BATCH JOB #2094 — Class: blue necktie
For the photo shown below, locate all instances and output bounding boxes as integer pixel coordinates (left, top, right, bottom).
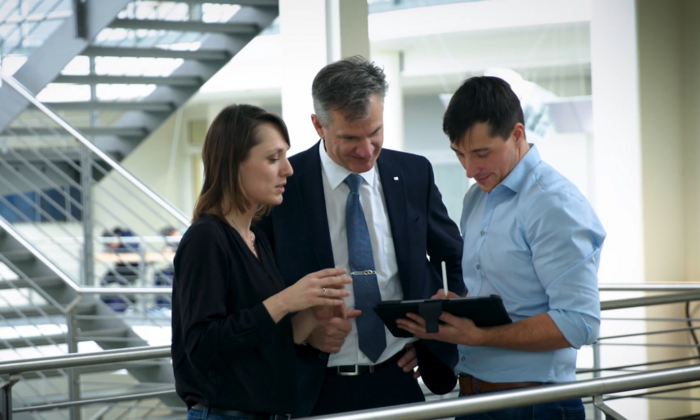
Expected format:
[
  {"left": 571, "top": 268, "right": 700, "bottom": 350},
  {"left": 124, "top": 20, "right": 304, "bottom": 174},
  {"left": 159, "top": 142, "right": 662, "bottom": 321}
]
[{"left": 344, "top": 173, "right": 386, "bottom": 362}]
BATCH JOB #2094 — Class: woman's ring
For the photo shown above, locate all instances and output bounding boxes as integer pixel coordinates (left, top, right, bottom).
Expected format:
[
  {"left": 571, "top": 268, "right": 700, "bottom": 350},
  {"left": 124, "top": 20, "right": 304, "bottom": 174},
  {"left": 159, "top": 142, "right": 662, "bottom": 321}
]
[{"left": 322, "top": 287, "right": 327, "bottom": 294}]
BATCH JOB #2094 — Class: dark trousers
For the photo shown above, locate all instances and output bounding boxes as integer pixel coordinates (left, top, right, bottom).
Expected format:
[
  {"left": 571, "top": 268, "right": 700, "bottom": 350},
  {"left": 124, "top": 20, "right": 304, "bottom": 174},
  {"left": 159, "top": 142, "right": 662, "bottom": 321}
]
[
  {"left": 309, "top": 362, "right": 425, "bottom": 416},
  {"left": 455, "top": 397, "right": 585, "bottom": 420}
]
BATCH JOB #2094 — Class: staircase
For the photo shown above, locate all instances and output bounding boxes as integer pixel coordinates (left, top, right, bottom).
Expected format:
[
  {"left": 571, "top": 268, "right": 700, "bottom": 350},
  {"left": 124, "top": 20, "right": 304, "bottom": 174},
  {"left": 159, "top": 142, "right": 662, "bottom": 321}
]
[
  {"left": 1, "top": 0, "right": 278, "bottom": 159},
  {"left": 0, "top": 1, "right": 279, "bottom": 418}
]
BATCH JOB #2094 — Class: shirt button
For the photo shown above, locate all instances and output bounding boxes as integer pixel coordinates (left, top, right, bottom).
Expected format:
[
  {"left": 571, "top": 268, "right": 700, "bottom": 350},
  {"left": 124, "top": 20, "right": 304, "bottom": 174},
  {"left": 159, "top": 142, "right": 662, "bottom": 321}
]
[
  {"left": 461, "top": 356, "right": 466, "bottom": 362},
  {"left": 480, "top": 231, "right": 485, "bottom": 236},
  {"left": 476, "top": 264, "right": 481, "bottom": 270}
]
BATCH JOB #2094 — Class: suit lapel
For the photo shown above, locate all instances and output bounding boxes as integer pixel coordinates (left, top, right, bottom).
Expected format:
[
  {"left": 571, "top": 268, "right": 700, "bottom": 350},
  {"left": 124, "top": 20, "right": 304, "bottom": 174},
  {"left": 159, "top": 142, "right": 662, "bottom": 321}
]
[
  {"left": 295, "top": 143, "right": 335, "bottom": 269},
  {"left": 377, "top": 153, "right": 412, "bottom": 298}
]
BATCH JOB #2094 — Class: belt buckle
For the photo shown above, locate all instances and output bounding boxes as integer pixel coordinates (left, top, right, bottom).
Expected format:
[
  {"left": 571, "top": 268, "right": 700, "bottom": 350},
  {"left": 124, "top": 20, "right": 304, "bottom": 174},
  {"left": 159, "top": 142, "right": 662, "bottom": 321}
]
[{"left": 337, "top": 365, "right": 360, "bottom": 376}]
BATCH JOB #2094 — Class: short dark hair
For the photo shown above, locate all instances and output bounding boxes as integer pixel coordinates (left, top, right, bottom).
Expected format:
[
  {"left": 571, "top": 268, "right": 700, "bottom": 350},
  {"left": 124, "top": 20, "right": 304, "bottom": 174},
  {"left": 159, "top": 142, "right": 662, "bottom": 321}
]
[
  {"left": 193, "top": 104, "right": 290, "bottom": 223},
  {"left": 312, "top": 55, "right": 388, "bottom": 126},
  {"left": 442, "top": 76, "right": 524, "bottom": 144}
]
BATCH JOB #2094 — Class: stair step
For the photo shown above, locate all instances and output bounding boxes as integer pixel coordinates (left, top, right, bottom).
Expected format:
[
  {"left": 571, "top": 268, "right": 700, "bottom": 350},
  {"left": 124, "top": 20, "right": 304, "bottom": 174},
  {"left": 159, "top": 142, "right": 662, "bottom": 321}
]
[
  {"left": 0, "top": 276, "right": 65, "bottom": 291},
  {"left": 4, "top": 126, "right": 148, "bottom": 137},
  {"left": 54, "top": 74, "right": 202, "bottom": 86},
  {"left": 0, "top": 332, "right": 67, "bottom": 348},
  {"left": 0, "top": 301, "right": 95, "bottom": 320},
  {"left": 83, "top": 46, "right": 229, "bottom": 61},
  {"left": 109, "top": 18, "right": 257, "bottom": 34},
  {"left": 77, "top": 327, "right": 129, "bottom": 342},
  {"left": 49, "top": 101, "right": 175, "bottom": 112}
]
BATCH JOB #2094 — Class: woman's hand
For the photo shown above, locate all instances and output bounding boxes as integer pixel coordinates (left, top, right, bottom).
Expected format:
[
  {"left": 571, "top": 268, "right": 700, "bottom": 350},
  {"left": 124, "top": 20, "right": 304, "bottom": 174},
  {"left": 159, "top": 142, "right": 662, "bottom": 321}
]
[
  {"left": 264, "top": 268, "right": 351, "bottom": 322},
  {"left": 286, "top": 268, "right": 351, "bottom": 313}
]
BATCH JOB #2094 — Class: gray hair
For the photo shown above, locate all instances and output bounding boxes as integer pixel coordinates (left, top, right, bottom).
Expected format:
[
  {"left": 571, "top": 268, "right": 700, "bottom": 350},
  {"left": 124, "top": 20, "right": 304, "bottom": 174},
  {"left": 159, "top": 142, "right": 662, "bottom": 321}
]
[{"left": 312, "top": 55, "right": 388, "bottom": 126}]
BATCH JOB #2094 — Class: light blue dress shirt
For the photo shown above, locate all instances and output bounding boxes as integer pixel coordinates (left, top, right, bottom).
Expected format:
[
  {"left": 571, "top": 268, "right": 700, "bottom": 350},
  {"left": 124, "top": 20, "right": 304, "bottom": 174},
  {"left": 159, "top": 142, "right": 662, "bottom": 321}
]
[{"left": 455, "top": 145, "right": 606, "bottom": 383}]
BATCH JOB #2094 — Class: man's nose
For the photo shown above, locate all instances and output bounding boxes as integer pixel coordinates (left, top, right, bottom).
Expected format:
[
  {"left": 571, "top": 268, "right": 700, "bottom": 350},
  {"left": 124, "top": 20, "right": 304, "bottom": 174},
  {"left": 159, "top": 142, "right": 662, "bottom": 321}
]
[
  {"left": 462, "top": 156, "right": 476, "bottom": 179},
  {"left": 355, "top": 139, "right": 374, "bottom": 158}
]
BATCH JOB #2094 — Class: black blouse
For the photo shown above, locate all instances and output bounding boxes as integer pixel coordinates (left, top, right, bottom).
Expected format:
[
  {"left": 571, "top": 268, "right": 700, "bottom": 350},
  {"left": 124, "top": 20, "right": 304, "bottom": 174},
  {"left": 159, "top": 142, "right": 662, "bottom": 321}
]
[{"left": 171, "top": 214, "right": 295, "bottom": 415}]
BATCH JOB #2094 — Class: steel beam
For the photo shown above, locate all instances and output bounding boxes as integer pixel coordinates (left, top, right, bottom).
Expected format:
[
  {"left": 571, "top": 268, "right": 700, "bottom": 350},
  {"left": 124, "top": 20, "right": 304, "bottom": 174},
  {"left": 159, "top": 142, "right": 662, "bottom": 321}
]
[
  {"left": 109, "top": 18, "right": 257, "bottom": 33},
  {"left": 82, "top": 46, "right": 229, "bottom": 60},
  {"left": 0, "top": 0, "right": 133, "bottom": 132}
]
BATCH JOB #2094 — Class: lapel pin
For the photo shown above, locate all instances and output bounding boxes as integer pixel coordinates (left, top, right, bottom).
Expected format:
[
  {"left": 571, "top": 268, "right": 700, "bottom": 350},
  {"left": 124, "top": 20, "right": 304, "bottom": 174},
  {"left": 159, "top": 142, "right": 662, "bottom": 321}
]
[{"left": 393, "top": 176, "right": 399, "bottom": 181}]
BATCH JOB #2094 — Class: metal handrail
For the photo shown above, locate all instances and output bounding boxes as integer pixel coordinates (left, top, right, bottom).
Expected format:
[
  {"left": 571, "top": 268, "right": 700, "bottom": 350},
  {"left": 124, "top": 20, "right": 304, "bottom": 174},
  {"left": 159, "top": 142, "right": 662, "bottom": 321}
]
[
  {"left": 4, "top": 352, "right": 698, "bottom": 419},
  {"left": 296, "top": 364, "right": 700, "bottom": 420},
  {"left": 0, "top": 71, "right": 190, "bottom": 226},
  {"left": 0, "top": 345, "right": 169, "bottom": 376},
  {"left": 71, "top": 283, "right": 700, "bottom": 301},
  {"left": 601, "top": 290, "right": 700, "bottom": 311},
  {"left": 0, "top": 214, "right": 79, "bottom": 292},
  {"left": 13, "top": 389, "right": 181, "bottom": 413},
  {"left": 600, "top": 283, "right": 700, "bottom": 291}
]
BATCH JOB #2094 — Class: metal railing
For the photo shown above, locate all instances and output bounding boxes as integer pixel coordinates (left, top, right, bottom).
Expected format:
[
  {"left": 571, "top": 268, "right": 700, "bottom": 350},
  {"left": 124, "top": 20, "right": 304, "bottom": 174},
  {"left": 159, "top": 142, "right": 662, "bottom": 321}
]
[
  {"left": 297, "top": 364, "right": 700, "bottom": 420},
  {"left": 0, "top": 338, "right": 696, "bottom": 419},
  {"left": 0, "top": 345, "right": 179, "bottom": 419},
  {"left": 0, "top": 287, "right": 694, "bottom": 419},
  {"left": 0, "top": 68, "right": 188, "bottom": 419},
  {"left": 0, "top": 70, "right": 188, "bottom": 294}
]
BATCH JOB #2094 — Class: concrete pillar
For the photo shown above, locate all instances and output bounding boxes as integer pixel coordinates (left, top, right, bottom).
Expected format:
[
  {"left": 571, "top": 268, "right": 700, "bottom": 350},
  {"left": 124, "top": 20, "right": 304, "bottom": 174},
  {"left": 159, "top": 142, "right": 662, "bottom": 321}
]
[
  {"left": 372, "top": 51, "right": 404, "bottom": 151},
  {"left": 279, "top": 0, "right": 327, "bottom": 155},
  {"left": 681, "top": 0, "right": 700, "bottom": 310},
  {"left": 636, "top": 2, "right": 689, "bottom": 417},
  {"left": 279, "top": 0, "right": 370, "bottom": 156},
  {"left": 327, "top": 0, "right": 370, "bottom": 62},
  {"left": 677, "top": 0, "right": 700, "bottom": 415},
  {"left": 590, "top": 1, "right": 647, "bottom": 418}
]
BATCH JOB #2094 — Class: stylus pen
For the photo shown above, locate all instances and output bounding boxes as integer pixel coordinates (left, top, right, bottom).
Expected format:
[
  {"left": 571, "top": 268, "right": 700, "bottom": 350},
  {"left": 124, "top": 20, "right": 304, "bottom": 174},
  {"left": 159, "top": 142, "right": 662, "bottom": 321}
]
[{"left": 441, "top": 261, "right": 449, "bottom": 296}]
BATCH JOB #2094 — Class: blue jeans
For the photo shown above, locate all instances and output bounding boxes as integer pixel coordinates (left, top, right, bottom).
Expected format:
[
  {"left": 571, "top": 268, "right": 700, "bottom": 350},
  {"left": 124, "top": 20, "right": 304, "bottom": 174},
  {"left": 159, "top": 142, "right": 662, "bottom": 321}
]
[
  {"left": 455, "top": 398, "right": 585, "bottom": 420},
  {"left": 187, "top": 408, "right": 248, "bottom": 420}
]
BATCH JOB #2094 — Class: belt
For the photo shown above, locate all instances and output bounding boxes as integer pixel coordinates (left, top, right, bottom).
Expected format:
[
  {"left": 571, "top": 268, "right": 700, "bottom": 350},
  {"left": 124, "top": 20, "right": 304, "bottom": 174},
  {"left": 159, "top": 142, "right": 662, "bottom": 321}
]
[
  {"left": 190, "top": 404, "right": 290, "bottom": 420},
  {"left": 326, "top": 350, "right": 404, "bottom": 376},
  {"left": 458, "top": 374, "right": 542, "bottom": 395}
]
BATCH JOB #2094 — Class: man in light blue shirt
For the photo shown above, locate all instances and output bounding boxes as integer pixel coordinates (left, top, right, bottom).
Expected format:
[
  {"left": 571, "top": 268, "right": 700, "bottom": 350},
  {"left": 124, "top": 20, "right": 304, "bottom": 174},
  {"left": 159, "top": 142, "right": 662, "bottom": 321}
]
[{"left": 397, "top": 76, "right": 605, "bottom": 420}]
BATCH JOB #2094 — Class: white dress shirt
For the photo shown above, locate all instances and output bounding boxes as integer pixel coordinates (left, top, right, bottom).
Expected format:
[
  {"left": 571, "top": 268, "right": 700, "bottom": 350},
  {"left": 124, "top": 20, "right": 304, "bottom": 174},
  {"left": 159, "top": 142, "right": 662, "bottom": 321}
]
[{"left": 318, "top": 142, "right": 415, "bottom": 366}]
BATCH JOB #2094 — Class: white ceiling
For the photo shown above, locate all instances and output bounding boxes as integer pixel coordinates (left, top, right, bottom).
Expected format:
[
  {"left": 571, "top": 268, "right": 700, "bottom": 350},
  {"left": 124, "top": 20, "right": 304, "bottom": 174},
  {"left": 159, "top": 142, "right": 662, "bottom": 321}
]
[{"left": 191, "top": 0, "right": 592, "bottom": 104}]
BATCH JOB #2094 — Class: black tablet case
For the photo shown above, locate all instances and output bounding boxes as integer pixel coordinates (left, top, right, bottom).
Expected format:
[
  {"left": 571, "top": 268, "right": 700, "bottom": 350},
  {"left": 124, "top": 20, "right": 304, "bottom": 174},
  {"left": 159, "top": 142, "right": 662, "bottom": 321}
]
[{"left": 373, "top": 295, "right": 512, "bottom": 338}]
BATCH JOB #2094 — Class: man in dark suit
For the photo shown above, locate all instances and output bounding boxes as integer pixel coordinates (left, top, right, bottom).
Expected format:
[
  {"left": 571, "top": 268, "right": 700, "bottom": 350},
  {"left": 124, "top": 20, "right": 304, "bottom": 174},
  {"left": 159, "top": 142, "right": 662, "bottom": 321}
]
[{"left": 257, "top": 56, "right": 465, "bottom": 417}]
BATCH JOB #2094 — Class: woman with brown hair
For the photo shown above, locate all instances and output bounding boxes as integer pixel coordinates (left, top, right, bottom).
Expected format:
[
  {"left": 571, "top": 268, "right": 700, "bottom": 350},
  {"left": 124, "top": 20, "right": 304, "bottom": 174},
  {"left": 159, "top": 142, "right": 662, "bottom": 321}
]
[{"left": 171, "top": 104, "right": 350, "bottom": 420}]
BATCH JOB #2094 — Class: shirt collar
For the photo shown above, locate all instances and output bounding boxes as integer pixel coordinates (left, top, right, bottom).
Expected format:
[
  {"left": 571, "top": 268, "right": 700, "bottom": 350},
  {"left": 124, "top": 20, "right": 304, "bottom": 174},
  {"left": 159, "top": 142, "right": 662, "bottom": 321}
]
[
  {"left": 498, "top": 144, "right": 540, "bottom": 194},
  {"left": 318, "top": 140, "right": 376, "bottom": 190}
]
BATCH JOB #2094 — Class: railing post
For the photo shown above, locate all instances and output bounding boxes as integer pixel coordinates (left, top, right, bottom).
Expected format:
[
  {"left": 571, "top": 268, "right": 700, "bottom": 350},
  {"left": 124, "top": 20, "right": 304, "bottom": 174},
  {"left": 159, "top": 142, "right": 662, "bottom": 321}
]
[
  {"left": 80, "top": 145, "right": 94, "bottom": 287},
  {"left": 593, "top": 341, "right": 602, "bottom": 420},
  {"left": 66, "top": 309, "right": 81, "bottom": 420},
  {"left": 0, "top": 374, "right": 20, "bottom": 420},
  {"left": 593, "top": 395, "right": 627, "bottom": 420}
]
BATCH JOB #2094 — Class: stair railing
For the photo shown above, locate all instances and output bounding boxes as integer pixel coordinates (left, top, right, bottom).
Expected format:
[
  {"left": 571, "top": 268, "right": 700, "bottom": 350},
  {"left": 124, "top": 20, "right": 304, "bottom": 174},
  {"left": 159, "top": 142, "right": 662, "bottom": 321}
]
[{"left": 0, "top": 71, "right": 188, "bottom": 357}]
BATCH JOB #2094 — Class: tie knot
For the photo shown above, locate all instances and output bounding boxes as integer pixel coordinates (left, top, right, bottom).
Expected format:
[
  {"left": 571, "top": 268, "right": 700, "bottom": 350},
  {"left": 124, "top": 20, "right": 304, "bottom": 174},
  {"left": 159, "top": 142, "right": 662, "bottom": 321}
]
[{"left": 344, "top": 173, "right": 363, "bottom": 193}]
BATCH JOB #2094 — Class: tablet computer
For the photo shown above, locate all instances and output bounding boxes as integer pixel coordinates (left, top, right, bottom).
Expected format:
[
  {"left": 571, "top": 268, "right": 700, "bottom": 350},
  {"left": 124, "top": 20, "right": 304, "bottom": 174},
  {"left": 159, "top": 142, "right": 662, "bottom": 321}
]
[{"left": 373, "top": 295, "right": 512, "bottom": 338}]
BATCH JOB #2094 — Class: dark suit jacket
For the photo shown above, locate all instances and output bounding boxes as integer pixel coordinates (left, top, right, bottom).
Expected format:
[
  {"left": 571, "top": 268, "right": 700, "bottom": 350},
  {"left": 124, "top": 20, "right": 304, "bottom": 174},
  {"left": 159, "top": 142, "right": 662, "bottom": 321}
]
[{"left": 257, "top": 142, "right": 465, "bottom": 417}]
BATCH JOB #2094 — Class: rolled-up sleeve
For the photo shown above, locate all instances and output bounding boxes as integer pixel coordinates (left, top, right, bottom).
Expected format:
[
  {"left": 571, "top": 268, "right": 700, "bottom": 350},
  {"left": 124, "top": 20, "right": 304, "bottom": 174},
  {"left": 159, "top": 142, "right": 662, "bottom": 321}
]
[{"left": 525, "top": 190, "right": 606, "bottom": 349}]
